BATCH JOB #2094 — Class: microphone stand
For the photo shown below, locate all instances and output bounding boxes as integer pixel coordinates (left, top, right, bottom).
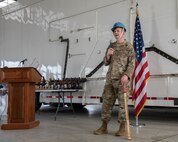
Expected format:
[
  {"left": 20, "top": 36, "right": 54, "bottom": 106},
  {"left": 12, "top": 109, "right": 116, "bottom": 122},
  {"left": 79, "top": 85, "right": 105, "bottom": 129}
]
[{"left": 18, "top": 59, "right": 27, "bottom": 67}]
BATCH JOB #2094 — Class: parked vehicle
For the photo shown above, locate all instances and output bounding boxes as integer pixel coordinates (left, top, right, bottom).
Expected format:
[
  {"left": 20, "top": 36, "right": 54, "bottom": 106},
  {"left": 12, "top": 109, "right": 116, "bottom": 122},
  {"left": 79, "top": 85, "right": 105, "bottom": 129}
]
[{"left": 0, "top": 0, "right": 178, "bottom": 110}]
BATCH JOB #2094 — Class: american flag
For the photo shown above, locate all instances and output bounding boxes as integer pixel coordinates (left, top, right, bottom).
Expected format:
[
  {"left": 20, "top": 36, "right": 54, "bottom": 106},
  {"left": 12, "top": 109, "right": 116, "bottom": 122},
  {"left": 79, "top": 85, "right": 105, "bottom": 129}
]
[{"left": 132, "top": 5, "right": 150, "bottom": 117}]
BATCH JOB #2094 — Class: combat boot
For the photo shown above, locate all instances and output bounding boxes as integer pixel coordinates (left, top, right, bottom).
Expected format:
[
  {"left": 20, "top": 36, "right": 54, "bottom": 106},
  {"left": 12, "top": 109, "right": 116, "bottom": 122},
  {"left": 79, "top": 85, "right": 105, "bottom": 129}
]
[
  {"left": 115, "top": 122, "right": 127, "bottom": 136},
  {"left": 93, "top": 121, "right": 108, "bottom": 135}
]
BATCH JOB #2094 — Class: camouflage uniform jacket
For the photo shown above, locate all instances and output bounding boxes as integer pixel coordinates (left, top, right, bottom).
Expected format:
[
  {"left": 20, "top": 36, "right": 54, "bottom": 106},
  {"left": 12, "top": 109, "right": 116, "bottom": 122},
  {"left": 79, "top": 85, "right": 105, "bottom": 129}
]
[{"left": 104, "top": 41, "right": 135, "bottom": 80}]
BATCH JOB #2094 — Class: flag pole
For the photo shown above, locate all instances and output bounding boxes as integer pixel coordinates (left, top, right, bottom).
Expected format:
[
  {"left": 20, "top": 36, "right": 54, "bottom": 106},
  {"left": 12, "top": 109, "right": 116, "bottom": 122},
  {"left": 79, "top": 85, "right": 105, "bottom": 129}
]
[
  {"left": 134, "top": 116, "right": 145, "bottom": 127},
  {"left": 136, "top": 117, "right": 138, "bottom": 126},
  {"left": 130, "top": 114, "right": 146, "bottom": 127}
]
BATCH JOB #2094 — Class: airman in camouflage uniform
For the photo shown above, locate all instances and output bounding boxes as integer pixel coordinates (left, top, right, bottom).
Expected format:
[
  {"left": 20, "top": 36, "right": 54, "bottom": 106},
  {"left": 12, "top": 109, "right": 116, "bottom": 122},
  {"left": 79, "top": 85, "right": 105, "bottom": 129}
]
[{"left": 94, "top": 22, "right": 135, "bottom": 137}]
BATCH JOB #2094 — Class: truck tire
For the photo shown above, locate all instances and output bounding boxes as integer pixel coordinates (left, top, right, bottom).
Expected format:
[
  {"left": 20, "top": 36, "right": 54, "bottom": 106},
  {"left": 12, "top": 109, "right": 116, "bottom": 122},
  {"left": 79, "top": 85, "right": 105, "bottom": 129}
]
[{"left": 35, "top": 92, "right": 42, "bottom": 112}]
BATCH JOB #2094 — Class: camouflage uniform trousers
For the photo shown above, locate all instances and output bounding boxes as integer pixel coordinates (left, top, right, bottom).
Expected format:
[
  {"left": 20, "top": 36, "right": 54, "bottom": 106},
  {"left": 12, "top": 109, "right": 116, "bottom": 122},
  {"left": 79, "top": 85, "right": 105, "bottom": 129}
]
[{"left": 101, "top": 78, "right": 130, "bottom": 123}]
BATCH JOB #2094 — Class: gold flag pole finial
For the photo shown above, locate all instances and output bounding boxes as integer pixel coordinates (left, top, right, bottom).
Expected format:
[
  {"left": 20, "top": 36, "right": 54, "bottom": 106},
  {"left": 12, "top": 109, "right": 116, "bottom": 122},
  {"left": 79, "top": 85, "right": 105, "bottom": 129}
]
[{"left": 136, "top": 3, "right": 139, "bottom": 16}]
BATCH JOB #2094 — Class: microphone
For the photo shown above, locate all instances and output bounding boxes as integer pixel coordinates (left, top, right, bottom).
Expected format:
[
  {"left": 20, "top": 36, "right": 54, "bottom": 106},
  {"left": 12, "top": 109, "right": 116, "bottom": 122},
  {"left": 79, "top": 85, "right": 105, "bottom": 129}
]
[{"left": 20, "top": 58, "right": 27, "bottom": 64}]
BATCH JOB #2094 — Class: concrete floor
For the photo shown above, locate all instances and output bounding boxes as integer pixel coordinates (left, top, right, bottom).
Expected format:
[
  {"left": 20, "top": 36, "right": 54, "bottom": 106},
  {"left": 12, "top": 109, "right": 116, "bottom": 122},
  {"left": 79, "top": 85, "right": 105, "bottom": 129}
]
[{"left": 0, "top": 105, "right": 178, "bottom": 142}]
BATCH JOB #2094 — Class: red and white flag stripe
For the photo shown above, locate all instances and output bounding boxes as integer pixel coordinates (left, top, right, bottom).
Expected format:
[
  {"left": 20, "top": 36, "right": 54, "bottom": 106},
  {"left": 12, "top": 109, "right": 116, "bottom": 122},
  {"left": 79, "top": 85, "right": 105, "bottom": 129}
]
[{"left": 132, "top": 51, "right": 150, "bottom": 117}]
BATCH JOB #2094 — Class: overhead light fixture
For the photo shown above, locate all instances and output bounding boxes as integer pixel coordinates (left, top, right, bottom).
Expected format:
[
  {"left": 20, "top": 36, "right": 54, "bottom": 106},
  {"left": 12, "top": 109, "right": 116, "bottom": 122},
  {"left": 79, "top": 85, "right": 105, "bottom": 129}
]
[{"left": 0, "top": 0, "right": 17, "bottom": 8}]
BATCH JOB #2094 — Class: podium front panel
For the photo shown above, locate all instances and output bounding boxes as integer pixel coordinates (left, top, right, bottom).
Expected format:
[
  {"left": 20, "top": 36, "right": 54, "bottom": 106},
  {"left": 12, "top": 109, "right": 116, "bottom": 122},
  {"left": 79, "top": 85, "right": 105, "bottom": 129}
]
[
  {"left": 9, "top": 83, "right": 25, "bottom": 123},
  {"left": 8, "top": 83, "right": 35, "bottom": 123}
]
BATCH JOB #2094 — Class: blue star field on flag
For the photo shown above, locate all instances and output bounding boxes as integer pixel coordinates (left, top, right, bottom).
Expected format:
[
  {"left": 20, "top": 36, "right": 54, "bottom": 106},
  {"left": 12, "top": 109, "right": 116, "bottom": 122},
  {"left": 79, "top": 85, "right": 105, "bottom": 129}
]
[{"left": 133, "top": 16, "right": 144, "bottom": 63}]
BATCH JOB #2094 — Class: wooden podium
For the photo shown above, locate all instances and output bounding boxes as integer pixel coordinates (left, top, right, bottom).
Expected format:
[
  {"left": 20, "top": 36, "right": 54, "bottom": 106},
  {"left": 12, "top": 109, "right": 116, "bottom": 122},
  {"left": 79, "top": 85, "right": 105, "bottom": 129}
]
[{"left": 0, "top": 67, "right": 42, "bottom": 130}]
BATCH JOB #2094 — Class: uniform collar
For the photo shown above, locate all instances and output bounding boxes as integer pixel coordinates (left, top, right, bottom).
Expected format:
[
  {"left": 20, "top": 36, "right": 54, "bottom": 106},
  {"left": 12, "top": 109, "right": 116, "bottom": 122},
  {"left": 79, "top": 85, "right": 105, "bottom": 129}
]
[{"left": 113, "top": 40, "right": 127, "bottom": 46}]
